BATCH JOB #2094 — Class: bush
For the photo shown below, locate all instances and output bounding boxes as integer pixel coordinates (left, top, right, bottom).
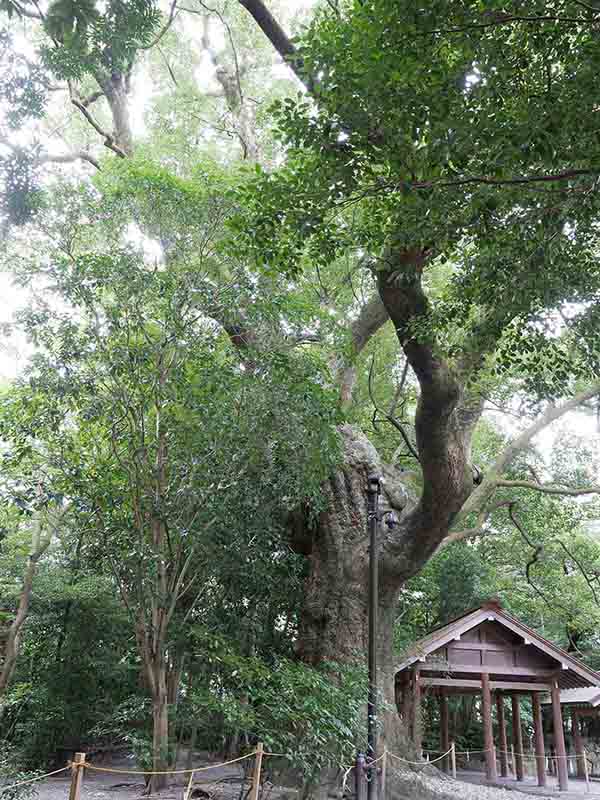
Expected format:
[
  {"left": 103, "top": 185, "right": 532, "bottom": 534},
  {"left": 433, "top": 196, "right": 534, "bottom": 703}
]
[
  {"left": 189, "top": 636, "right": 367, "bottom": 783},
  {"left": 0, "top": 741, "right": 41, "bottom": 800}
]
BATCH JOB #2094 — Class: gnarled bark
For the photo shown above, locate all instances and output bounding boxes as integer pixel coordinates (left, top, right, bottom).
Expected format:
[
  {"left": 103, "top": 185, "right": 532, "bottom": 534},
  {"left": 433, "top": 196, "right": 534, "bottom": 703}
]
[{"left": 294, "top": 425, "right": 413, "bottom": 754}]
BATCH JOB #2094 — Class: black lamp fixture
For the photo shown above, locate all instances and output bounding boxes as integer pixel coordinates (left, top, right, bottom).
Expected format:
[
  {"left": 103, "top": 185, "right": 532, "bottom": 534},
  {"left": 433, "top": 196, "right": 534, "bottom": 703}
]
[{"left": 364, "top": 474, "right": 399, "bottom": 800}]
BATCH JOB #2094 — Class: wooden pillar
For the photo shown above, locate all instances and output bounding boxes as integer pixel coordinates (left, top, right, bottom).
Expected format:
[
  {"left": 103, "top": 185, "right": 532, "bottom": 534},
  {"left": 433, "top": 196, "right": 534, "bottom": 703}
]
[
  {"left": 69, "top": 753, "right": 86, "bottom": 800},
  {"left": 440, "top": 689, "right": 449, "bottom": 772},
  {"left": 532, "top": 692, "right": 546, "bottom": 788},
  {"left": 551, "top": 681, "right": 569, "bottom": 791},
  {"left": 250, "top": 742, "right": 264, "bottom": 800},
  {"left": 572, "top": 711, "right": 585, "bottom": 779},
  {"left": 481, "top": 673, "right": 497, "bottom": 781},
  {"left": 496, "top": 694, "right": 509, "bottom": 778},
  {"left": 355, "top": 752, "right": 366, "bottom": 800},
  {"left": 511, "top": 694, "right": 524, "bottom": 782},
  {"left": 410, "top": 667, "right": 422, "bottom": 752}
]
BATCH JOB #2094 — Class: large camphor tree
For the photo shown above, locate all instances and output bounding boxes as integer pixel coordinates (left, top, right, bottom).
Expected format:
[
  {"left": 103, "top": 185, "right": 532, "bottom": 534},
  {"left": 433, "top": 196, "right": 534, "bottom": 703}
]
[
  {"left": 1, "top": 0, "right": 600, "bottom": 766},
  {"left": 232, "top": 0, "right": 600, "bottom": 748}
]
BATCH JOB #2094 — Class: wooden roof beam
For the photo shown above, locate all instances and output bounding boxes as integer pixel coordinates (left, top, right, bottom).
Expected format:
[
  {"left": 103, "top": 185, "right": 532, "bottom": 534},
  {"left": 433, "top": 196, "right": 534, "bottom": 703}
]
[{"left": 421, "top": 677, "right": 552, "bottom": 691}]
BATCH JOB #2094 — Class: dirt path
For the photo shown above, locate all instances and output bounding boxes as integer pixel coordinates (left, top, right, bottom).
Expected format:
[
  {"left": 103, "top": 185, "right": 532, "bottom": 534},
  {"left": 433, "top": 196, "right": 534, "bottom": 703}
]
[
  {"left": 31, "top": 768, "right": 556, "bottom": 800},
  {"left": 22, "top": 754, "right": 253, "bottom": 800},
  {"left": 16, "top": 755, "right": 588, "bottom": 800}
]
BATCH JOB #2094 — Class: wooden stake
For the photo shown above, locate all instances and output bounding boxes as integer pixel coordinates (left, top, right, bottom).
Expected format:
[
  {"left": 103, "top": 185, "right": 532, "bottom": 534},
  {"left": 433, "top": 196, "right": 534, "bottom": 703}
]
[
  {"left": 379, "top": 749, "right": 387, "bottom": 800},
  {"left": 510, "top": 744, "right": 515, "bottom": 776},
  {"left": 184, "top": 769, "right": 195, "bottom": 800},
  {"left": 250, "top": 743, "right": 264, "bottom": 800},
  {"left": 451, "top": 742, "right": 457, "bottom": 780},
  {"left": 583, "top": 749, "right": 590, "bottom": 793},
  {"left": 68, "top": 753, "right": 85, "bottom": 800},
  {"left": 355, "top": 752, "right": 366, "bottom": 800}
]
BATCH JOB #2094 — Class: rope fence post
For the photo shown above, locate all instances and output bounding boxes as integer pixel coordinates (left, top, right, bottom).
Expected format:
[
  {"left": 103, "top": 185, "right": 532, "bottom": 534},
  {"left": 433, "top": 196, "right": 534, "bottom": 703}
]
[
  {"left": 584, "top": 750, "right": 590, "bottom": 793},
  {"left": 250, "top": 743, "right": 264, "bottom": 800},
  {"left": 68, "top": 753, "right": 85, "bottom": 800},
  {"left": 355, "top": 752, "right": 366, "bottom": 800},
  {"left": 510, "top": 744, "right": 515, "bottom": 777},
  {"left": 450, "top": 742, "right": 456, "bottom": 780},
  {"left": 379, "top": 749, "right": 387, "bottom": 800},
  {"left": 184, "top": 769, "right": 195, "bottom": 800}
]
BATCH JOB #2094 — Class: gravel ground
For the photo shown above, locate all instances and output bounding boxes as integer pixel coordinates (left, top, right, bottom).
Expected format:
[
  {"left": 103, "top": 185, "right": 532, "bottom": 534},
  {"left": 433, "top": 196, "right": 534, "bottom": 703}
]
[
  {"left": 15, "top": 754, "right": 255, "bottom": 800},
  {"left": 384, "top": 766, "right": 554, "bottom": 800},
  {"left": 13, "top": 756, "right": 591, "bottom": 800}
]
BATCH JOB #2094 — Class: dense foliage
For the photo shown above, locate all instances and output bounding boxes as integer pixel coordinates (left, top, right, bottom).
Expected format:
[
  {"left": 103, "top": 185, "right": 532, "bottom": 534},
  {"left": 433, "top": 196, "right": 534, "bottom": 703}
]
[{"left": 0, "top": 1, "right": 599, "bottom": 796}]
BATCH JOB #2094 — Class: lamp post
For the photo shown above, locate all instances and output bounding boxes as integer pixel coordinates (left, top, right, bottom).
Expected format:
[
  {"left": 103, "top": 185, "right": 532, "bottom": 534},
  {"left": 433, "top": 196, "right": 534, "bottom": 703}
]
[{"left": 365, "top": 474, "right": 399, "bottom": 800}]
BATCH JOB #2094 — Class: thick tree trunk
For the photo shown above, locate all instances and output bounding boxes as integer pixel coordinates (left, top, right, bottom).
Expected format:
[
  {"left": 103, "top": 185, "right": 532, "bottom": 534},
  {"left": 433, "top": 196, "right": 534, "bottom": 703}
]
[{"left": 294, "top": 425, "right": 413, "bottom": 754}]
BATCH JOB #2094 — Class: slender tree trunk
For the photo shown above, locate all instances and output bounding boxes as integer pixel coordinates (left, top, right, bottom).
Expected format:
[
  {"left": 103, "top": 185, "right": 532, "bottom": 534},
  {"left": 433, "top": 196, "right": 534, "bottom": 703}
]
[
  {"left": 151, "top": 662, "right": 170, "bottom": 792},
  {"left": 0, "top": 514, "right": 51, "bottom": 696}
]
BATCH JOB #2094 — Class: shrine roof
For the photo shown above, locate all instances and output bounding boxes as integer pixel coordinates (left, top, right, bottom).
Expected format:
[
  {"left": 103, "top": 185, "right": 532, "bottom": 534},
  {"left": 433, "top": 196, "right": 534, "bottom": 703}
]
[{"left": 394, "top": 600, "right": 600, "bottom": 690}]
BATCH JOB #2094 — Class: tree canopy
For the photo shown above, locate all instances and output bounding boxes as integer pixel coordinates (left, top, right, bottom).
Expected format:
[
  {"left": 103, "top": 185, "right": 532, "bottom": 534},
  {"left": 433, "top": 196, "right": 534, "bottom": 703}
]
[{"left": 0, "top": 0, "right": 599, "bottom": 795}]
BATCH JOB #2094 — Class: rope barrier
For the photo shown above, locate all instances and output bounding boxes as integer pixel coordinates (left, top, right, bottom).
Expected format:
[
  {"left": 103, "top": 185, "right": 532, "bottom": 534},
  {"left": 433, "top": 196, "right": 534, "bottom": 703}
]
[
  {"left": 494, "top": 749, "right": 584, "bottom": 762},
  {"left": 387, "top": 745, "right": 454, "bottom": 767},
  {"left": 423, "top": 748, "right": 489, "bottom": 756},
  {"left": 85, "top": 751, "right": 256, "bottom": 776},
  {"left": 0, "top": 766, "right": 70, "bottom": 794},
  {"left": 13, "top": 741, "right": 585, "bottom": 794}
]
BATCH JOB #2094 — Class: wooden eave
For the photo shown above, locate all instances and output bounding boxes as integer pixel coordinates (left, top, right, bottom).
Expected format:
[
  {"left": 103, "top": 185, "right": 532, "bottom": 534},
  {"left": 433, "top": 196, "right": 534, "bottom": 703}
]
[{"left": 395, "top": 604, "right": 600, "bottom": 691}]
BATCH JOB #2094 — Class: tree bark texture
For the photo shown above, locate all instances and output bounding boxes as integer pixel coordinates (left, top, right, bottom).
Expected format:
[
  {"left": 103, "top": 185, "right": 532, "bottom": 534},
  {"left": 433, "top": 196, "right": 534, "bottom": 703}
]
[
  {"left": 293, "top": 425, "right": 414, "bottom": 750},
  {"left": 0, "top": 514, "right": 52, "bottom": 696}
]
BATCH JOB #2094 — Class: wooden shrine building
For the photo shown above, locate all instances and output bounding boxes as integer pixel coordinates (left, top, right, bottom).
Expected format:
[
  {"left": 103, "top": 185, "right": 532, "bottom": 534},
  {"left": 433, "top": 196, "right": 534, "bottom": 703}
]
[
  {"left": 395, "top": 600, "right": 600, "bottom": 791},
  {"left": 542, "top": 687, "right": 600, "bottom": 780}
]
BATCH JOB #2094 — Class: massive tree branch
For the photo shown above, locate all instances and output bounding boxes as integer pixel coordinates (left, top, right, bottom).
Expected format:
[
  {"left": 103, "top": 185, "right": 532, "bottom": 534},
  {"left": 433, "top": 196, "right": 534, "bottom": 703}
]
[
  {"left": 350, "top": 292, "right": 388, "bottom": 353},
  {"left": 40, "top": 150, "right": 101, "bottom": 170},
  {"left": 0, "top": 134, "right": 100, "bottom": 170},
  {"left": 494, "top": 382, "right": 600, "bottom": 475},
  {"left": 142, "top": 0, "right": 179, "bottom": 50},
  {"left": 70, "top": 93, "right": 128, "bottom": 158},
  {"left": 456, "top": 380, "right": 600, "bottom": 526},
  {"left": 444, "top": 500, "right": 513, "bottom": 544},
  {"left": 237, "top": 0, "right": 312, "bottom": 90},
  {"left": 338, "top": 292, "right": 389, "bottom": 405},
  {"left": 496, "top": 479, "right": 600, "bottom": 496},
  {"left": 368, "top": 354, "right": 419, "bottom": 462},
  {"left": 80, "top": 89, "right": 105, "bottom": 108},
  {"left": 7, "top": 0, "right": 42, "bottom": 19},
  {"left": 375, "top": 248, "right": 479, "bottom": 582}
]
